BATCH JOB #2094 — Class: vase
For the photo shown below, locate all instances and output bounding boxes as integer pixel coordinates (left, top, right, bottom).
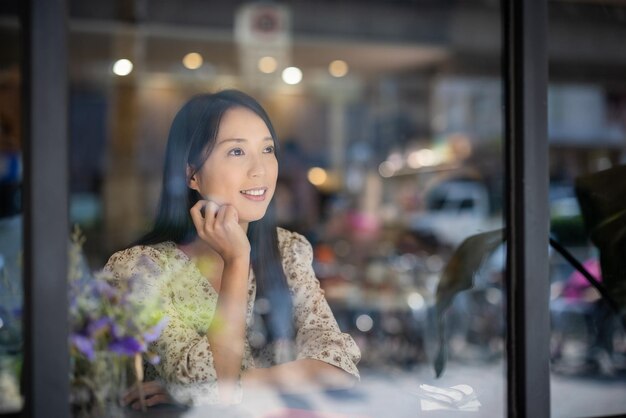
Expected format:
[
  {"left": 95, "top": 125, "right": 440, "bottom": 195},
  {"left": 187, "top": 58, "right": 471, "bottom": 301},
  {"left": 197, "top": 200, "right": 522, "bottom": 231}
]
[{"left": 71, "top": 352, "right": 129, "bottom": 418}]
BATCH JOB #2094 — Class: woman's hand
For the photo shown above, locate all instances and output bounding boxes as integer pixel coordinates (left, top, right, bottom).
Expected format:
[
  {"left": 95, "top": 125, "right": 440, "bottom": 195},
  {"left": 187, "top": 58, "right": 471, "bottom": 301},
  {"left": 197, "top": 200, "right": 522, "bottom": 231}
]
[
  {"left": 122, "top": 381, "right": 173, "bottom": 410},
  {"left": 190, "top": 200, "right": 250, "bottom": 264},
  {"left": 241, "top": 360, "right": 357, "bottom": 393}
]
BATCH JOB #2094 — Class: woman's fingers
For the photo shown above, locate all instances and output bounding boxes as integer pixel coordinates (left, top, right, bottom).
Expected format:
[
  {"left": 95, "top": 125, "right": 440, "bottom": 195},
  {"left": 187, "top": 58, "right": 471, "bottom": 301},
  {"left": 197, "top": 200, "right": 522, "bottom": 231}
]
[
  {"left": 222, "top": 204, "right": 239, "bottom": 225},
  {"left": 122, "top": 381, "right": 168, "bottom": 406},
  {"left": 189, "top": 200, "right": 208, "bottom": 233},
  {"left": 190, "top": 200, "right": 241, "bottom": 239},
  {"left": 188, "top": 200, "right": 250, "bottom": 261},
  {"left": 214, "top": 202, "right": 227, "bottom": 226},
  {"left": 130, "top": 393, "right": 171, "bottom": 410},
  {"left": 204, "top": 201, "right": 220, "bottom": 221},
  {"left": 189, "top": 200, "right": 218, "bottom": 236}
]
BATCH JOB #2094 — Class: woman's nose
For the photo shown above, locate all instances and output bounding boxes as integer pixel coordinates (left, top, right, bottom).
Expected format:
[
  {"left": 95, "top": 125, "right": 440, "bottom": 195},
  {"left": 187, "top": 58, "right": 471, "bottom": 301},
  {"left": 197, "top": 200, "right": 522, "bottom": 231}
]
[{"left": 248, "top": 155, "right": 266, "bottom": 177}]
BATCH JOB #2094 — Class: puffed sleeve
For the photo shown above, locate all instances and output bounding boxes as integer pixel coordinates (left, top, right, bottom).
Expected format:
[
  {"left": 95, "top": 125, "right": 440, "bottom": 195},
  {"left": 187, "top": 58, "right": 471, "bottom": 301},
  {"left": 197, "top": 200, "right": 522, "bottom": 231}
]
[
  {"left": 104, "top": 246, "right": 223, "bottom": 405},
  {"left": 278, "top": 229, "right": 361, "bottom": 379}
]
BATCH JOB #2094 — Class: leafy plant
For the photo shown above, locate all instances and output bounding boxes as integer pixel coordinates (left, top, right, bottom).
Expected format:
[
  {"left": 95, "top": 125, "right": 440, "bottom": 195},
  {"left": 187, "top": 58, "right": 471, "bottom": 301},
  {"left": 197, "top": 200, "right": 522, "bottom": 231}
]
[
  {"left": 575, "top": 165, "right": 626, "bottom": 311},
  {"left": 432, "top": 165, "right": 626, "bottom": 378},
  {"left": 68, "top": 227, "right": 168, "bottom": 413},
  {"left": 433, "top": 229, "right": 504, "bottom": 377}
]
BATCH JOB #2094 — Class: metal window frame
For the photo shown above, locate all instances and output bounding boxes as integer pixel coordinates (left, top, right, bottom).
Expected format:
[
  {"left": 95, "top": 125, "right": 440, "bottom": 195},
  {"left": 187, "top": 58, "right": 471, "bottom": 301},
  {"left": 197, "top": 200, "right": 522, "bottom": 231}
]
[
  {"left": 502, "top": 2, "right": 625, "bottom": 417},
  {"left": 19, "top": 0, "right": 70, "bottom": 417},
  {"left": 503, "top": 0, "right": 551, "bottom": 417}
]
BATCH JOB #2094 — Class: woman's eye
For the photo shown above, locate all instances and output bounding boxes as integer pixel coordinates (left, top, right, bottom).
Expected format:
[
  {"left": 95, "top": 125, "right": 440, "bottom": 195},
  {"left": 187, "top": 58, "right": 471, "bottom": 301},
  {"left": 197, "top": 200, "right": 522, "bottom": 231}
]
[
  {"left": 263, "top": 146, "right": 275, "bottom": 154},
  {"left": 228, "top": 148, "right": 244, "bottom": 156}
]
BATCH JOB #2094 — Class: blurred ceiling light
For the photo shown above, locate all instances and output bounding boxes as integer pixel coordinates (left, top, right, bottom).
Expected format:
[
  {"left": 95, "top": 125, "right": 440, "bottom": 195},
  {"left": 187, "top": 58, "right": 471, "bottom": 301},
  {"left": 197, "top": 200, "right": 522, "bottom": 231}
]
[
  {"left": 407, "top": 151, "right": 422, "bottom": 169},
  {"left": 258, "top": 56, "right": 278, "bottom": 74},
  {"left": 282, "top": 66, "right": 302, "bottom": 85},
  {"left": 307, "top": 167, "right": 328, "bottom": 186},
  {"left": 183, "top": 52, "right": 203, "bottom": 70},
  {"left": 112, "top": 59, "right": 133, "bottom": 76},
  {"left": 387, "top": 152, "right": 404, "bottom": 170},
  {"left": 378, "top": 161, "right": 395, "bottom": 178},
  {"left": 415, "top": 149, "right": 437, "bottom": 166},
  {"left": 328, "top": 60, "right": 349, "bottom": 78}
]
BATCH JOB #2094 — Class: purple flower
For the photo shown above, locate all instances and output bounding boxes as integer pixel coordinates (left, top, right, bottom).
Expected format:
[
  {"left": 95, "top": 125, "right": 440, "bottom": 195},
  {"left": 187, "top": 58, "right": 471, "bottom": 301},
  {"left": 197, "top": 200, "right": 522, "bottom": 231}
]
[
  {"left": 87, "top": 317, "right": 110, "bottom": 336},
  {"left": 108, "top": 336, "right": 146, "bottom": 356},
  {"left": 93, "top": 280, "right": 117, "bottom": 299},
  {"left": 110, "top": 322, "right": 123, "bottom": 339},
  {"left": 143, "top": 317, "right": 169, "bottom": 343},
  {"left": 71, "top": 333, "right": 95, "bottom": 361},
  {"left": 68, "top": 264, "right": 169, "bottom": 362}
]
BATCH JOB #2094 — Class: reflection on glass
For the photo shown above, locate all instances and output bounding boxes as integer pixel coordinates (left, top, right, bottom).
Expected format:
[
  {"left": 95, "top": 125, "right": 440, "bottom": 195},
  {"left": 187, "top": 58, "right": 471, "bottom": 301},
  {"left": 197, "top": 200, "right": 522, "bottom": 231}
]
[
  {"left": 548, "top": 2, "right": 626, "bottom": 417},
  {"left": 0, "top": 55, "right": 23, "bottom": 412},
  {"left": 0, "top": 153, "right": 23, "bottom": 413},
  {"left": 67, "top": 0, "right": 506, "bottom": 416}
]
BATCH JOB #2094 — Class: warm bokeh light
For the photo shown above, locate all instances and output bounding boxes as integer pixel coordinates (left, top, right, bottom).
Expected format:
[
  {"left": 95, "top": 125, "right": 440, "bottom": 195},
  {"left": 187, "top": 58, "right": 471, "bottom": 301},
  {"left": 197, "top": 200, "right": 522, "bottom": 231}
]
[
  {"left": 282, "top": 66, "right": 303, "bottom": 85},
  {"left": 407, "top": 151, "right": 422, "bottom": 169},
  {"left": 407, "top": 148, "right": 439, "bottom": 168},
  {"left": 419, "top": 149, "right": 437, "bottom": 166},
  {"left": 328, "top": 60, "right": 349, "bottom": 77},
  {"left": 387, "top": 152, "right": 403, "bottom": 170},
  {"left": 182, "top": 52, "right": 203, "bottom": 70},
  {"left": 258, "top": 56, "right": 278, "bottom": 74},
  {"left": 112, "top": 59, "right": 133, "bottom": 76},
  {"left": 307, "top": 167, "right": 328, "bottom": 186}
]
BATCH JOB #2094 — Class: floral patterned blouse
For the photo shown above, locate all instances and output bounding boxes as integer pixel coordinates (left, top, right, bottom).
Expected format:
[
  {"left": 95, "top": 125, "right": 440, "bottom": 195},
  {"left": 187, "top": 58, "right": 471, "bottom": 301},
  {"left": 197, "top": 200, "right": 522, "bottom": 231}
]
[{"left": 104, "top": 227, "right": 360, "bottom": 405}]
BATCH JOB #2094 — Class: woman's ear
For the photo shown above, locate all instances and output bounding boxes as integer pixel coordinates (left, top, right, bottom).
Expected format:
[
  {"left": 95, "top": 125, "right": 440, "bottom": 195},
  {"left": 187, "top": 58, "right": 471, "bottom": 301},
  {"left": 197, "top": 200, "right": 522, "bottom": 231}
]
[{"left": 187, "top": 165, "right": 200, "bottom": 192}]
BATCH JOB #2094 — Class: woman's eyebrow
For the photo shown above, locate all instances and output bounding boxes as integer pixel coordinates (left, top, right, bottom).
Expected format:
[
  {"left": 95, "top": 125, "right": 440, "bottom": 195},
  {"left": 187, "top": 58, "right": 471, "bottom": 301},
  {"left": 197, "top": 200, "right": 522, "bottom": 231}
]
[
  {"left": 217, "top": 137, "right": 246, "bottom": 145},
  {"left": 217, "top": 137, "right": 274, "bottom": 145}
]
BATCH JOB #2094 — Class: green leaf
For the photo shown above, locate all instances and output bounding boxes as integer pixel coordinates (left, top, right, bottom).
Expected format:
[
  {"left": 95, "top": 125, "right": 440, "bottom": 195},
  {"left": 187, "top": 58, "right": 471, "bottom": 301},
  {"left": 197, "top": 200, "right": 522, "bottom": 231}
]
[
  {"left": 575, "top": 165, "right": 626, "bottom": 312},
  {"left": 434, "top": 229, "right": 505, "bottom": 377}
]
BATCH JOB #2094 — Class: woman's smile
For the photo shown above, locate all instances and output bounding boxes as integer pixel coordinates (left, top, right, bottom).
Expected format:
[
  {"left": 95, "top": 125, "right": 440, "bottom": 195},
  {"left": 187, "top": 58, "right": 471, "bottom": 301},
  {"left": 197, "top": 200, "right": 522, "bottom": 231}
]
[{"left": 239, "top": 187, "right": 268, "bottom": 201}]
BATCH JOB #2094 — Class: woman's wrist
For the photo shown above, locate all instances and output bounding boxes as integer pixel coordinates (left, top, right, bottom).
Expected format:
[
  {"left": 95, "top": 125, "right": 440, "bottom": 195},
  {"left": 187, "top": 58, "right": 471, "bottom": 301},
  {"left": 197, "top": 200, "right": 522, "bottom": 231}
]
[
  {"left": 223, "top": 254, "right": 249, "bottom": 267},
  {"left": 241, "top": 367, "right": 272, "bottom": 389},
  {"left": 220, "top": 257, "right": 250, "bottom": 290}
]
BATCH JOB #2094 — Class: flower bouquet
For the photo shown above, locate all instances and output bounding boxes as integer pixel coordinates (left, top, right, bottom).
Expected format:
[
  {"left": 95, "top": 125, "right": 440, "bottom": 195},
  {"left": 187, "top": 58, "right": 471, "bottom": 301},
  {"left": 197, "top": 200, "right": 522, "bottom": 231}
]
[{"left": 69, "top": 229, "right": 167, "bottom": 416}]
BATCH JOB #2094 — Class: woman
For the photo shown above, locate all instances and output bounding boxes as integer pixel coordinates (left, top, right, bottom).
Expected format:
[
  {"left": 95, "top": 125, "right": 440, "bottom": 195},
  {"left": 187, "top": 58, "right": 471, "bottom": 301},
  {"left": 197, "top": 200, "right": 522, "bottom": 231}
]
[{"left": 105, "top": 90, "right": 360, "bottom": 408}]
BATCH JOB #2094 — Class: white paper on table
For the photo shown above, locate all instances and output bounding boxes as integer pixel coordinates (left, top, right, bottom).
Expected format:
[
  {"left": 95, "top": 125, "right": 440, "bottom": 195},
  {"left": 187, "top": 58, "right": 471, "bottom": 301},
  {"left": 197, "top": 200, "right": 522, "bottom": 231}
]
[{"left": 417, "top": 383, "right": 481, "bottom": 412}]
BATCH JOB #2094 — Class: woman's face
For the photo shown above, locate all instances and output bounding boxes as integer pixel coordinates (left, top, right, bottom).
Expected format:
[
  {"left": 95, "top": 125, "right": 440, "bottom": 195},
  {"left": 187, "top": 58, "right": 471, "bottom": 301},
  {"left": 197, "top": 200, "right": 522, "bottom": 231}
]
[{"left": 190, "top": 106, "right": 278, "bottom": 225}]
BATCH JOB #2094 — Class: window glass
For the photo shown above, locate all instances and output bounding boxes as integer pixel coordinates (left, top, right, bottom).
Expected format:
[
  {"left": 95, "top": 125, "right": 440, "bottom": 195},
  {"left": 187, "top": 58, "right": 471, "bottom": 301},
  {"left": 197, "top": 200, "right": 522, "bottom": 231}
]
[
  {"left": 0, "top": 1, "right": 23, "bottom": 413},
  {"left": 67, "top": 1, "right": 506, "bottom": 415},
  {"left": 548, "top": 2, "right": 626, "bottom": 417}
]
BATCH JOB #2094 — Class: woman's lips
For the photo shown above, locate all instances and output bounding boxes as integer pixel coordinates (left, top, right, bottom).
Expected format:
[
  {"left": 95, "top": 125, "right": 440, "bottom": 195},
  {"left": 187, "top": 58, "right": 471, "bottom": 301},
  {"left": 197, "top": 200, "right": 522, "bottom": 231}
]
[{"left": 240, "top": 187, "right": 268, "bottom": 201}]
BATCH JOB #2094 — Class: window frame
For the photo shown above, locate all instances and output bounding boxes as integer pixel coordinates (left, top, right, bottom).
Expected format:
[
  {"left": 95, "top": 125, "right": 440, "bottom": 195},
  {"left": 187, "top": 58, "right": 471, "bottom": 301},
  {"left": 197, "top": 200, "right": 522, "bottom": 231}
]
[
  {"left": 19, "top": 0, "right": 70, "bottom": 417},
  {"left": 503, "top": 0, "right": 551, "bottom": 417}
]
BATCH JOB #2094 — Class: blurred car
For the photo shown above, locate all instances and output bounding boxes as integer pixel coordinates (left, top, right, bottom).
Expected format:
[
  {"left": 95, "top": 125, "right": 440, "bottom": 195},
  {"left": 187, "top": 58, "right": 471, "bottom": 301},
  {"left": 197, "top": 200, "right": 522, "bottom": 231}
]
[{"left": 408, "top": 179, "right": 502, "bottom": 247}]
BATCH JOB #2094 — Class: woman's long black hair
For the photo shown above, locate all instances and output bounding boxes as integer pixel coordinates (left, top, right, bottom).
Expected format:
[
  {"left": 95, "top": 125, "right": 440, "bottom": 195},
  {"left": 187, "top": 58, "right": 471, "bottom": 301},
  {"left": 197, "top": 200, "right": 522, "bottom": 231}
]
[{"left": 136, "top": 89, "right": 293, "bottom": 342}]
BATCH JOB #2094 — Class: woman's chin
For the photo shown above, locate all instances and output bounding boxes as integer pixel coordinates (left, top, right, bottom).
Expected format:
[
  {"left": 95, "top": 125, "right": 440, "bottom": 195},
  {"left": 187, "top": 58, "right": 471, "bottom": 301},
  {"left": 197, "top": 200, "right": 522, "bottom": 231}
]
[{"left": 238, "top": 211, "right": 267, "bottom": 225}]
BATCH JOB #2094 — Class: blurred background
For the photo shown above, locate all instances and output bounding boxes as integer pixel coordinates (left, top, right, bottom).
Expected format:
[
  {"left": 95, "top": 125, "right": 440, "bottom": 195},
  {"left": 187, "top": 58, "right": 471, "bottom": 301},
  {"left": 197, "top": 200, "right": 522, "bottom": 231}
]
[{"left": 1, "top": 0, "right": 626, "bottom": 416}]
